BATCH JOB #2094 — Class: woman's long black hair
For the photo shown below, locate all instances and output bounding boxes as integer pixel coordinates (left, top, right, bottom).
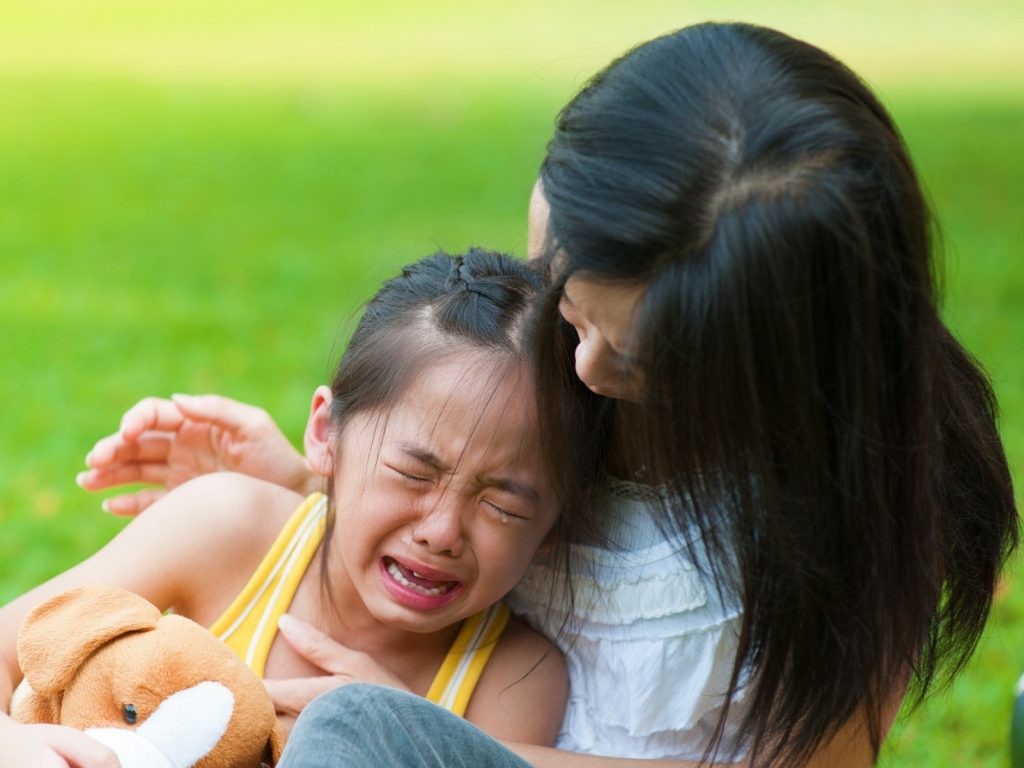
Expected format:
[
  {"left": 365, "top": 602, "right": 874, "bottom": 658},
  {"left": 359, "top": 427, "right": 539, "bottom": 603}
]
[{"left": 535, "top": 22, "right": 1017, "bottom": 766}]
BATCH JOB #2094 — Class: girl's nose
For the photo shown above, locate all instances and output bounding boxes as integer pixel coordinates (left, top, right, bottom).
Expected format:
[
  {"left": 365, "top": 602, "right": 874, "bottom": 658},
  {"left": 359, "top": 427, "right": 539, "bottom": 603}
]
[{"left": 411, "top": 495, "right": 465, "bottom": 558}]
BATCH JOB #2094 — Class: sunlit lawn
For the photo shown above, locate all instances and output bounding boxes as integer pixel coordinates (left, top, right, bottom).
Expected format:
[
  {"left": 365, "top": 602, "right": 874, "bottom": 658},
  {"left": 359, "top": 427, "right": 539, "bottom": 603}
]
[{"left": 0, "top": 2, "right": 1021, "bottom": 765}]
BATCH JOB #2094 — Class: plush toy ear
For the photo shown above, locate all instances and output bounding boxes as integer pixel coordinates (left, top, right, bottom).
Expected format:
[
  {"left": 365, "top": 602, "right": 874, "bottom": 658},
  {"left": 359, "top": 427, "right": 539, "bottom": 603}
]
[
  {"left": 266, "top": 720, "right": 288, "bottom": 764},
  {"left": 17, "top": 585, "right": 162, "bottom": 697}
]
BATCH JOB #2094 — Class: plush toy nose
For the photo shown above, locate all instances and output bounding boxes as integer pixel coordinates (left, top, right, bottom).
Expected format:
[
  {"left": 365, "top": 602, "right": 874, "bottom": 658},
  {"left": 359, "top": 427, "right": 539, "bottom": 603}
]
[{"left": 85, "top": 681, "right": 235, "bottom": 768}]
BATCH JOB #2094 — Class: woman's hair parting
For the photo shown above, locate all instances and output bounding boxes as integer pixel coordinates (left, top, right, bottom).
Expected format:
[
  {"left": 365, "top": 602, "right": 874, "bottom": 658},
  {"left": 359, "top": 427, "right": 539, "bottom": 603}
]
[{"left": 536, "top": 21, "right": 1017, "bottom": 766}]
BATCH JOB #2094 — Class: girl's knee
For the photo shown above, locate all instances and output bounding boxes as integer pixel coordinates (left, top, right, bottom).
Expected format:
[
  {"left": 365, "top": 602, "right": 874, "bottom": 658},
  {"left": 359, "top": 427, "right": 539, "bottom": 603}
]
[{"left": 300, "top": 684, "right": 418, "bottom": 726}]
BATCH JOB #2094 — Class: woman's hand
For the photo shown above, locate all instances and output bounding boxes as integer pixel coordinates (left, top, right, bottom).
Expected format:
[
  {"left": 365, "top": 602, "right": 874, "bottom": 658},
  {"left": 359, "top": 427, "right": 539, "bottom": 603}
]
[
  {"left": 264, "top": 615, "right": 412, "bottom": 720},
  {"left": 0, "top": 720, "right": 121, "bottom": 768},
  {"left": 77, "top": 394, "right": 315, "bottom": 516}
]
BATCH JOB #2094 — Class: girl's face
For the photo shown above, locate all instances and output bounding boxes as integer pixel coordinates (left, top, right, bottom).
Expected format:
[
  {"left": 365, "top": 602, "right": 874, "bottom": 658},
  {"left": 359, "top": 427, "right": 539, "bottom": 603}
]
[
  {"left": 528, "top": 181, "right": 646, "bottom": 401},
  {"left": 317, "top": 353, "right": 557, "bottom": 636}
]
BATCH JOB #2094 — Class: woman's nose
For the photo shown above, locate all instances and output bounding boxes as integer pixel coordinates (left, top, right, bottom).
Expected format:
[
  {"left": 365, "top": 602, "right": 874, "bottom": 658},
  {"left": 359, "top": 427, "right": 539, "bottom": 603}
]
[
  {"left": 574, "top": 335, "right": 615, "bottom": 389},
  {"left": 411, "top": 495, "right": 465, "bottom": 558}
]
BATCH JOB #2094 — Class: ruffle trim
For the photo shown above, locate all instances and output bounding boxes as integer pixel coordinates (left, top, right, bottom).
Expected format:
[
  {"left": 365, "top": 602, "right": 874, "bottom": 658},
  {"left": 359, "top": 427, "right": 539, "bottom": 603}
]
[{"left": 511, "top": 558, "right": 707, "bottom": 626}]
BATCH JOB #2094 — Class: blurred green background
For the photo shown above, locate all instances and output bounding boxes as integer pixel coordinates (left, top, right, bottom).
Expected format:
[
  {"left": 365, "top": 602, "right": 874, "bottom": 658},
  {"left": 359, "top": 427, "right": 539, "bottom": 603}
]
[{"left": 0, "top": 1, "right": 1021, "bottom": 764}]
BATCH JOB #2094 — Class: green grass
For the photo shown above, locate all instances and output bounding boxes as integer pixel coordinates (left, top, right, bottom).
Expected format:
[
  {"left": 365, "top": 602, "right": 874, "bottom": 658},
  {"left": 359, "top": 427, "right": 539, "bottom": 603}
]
[{"left": 0, "top": 2, "right": 1022, "bottom": 765}]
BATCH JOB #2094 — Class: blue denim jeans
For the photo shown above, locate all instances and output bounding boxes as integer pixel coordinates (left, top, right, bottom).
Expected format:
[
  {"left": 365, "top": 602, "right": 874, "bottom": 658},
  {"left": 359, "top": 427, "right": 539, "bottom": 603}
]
[{"left": 278, "top": 684, "right": 534, "bottom": 767}]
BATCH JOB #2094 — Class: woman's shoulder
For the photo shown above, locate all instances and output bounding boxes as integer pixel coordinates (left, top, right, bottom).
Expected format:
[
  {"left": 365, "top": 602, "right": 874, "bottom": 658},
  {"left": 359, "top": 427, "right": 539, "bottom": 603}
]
[
  {"left": 463, "top": 614, "right": 568, "bottom": 746},
  {"left": 510, "top": 487, "right": 735, "bottom": 635},
  {"left": 505, "top": 478, "right": 750, "bottom": 758}
]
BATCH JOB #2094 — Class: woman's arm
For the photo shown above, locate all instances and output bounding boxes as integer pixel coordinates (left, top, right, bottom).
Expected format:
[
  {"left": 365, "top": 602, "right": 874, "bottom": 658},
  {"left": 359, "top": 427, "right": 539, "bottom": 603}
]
[
  {"left": 78, "top": 394, "right": 316, "bottom": 515},
  {"left": 506, "top": 746, "right": 707, "bottom": 767},
  {"left": 507, "top": 687, "right": 905, "bottom": 767}
]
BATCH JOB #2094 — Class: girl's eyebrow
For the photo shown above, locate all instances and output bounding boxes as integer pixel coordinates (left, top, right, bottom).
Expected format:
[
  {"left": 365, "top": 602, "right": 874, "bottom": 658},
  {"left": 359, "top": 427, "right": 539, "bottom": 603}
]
[
  {"left": 479, "top": 475, "right": 540, "bottom": 504},
  {"left": 396, "top": 442, "right": 450, "bottom": 471}
]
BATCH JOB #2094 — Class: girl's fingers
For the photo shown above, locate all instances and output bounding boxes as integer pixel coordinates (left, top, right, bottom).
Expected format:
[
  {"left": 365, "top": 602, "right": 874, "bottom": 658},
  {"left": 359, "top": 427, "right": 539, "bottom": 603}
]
[
  {"left": 84, "top": 434, "right": 173, "bottom": 472},
  {"left": 275, "top": 615, "right": 407, "bottom": 691},
  {"left": 119, "top": 397, "right": 186, "bottom": 441},
  {"left": 264, "top": 677, "right": 340, "bottom": 717},
  {"left": 77, "top": 463, "right": 173, "bottom": 491},
  {"left": 276, "top": 614, "right": 343, "bottom": 672},
  {"left": 30, "top": 724, "right": 121, "bottom": 768},
  {"left": 171, "top": 394, "right": 270, "bottom": 433},
  {"left": 101, "top": 488, "right": 168, "bottom": 517},
  {"left": 84, "top": 433, "right": 130, "bottom": 468}
]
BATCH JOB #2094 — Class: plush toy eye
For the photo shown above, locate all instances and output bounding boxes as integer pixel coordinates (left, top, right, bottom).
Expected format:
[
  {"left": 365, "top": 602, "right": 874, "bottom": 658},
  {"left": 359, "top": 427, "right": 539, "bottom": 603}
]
[{"left": 123, "top": 703, "right": 138, "bottom": 725}]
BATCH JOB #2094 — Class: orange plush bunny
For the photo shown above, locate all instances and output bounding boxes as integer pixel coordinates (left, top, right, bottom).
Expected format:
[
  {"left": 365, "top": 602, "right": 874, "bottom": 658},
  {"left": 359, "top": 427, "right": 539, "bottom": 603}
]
[{"left": 10, "top": 585, "right": 286, "bottom": 768}]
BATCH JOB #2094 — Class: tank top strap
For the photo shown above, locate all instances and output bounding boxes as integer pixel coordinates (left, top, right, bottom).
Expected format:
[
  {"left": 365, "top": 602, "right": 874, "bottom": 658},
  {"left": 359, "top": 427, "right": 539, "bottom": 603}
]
[
  {"left": 426, "top": 601, "right": 511, "bottom": 716},
  {"left": 210, "top": 493, "right": 328, "bottom": 677}
]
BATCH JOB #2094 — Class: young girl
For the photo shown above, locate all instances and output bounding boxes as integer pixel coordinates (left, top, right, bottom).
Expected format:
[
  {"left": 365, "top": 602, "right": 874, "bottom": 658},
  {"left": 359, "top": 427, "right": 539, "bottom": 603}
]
[{"left": 0, "top": 249, "right": 570, "bottom": 767}]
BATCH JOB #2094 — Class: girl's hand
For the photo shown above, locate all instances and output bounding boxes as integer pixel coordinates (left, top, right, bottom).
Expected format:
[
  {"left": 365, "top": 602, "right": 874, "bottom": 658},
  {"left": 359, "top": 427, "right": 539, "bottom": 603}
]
[
  {"left": 1, "top": 721, "right": 121, "bottom": 768},
  {"left": 264, "top": 615, "right": 411, "bottom": 719},
  {"left": 77, "top": 394, "right": 315, "bottom": 516}
]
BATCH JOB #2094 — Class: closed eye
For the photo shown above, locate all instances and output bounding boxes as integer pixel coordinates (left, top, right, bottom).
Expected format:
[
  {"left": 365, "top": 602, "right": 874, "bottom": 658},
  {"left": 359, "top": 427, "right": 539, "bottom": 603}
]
[
  {"left": 388, "top": 466, "right": 431, "bottom": 482},
  {"left": 484, "top": 500, "right": 528, "bottom": 521}
]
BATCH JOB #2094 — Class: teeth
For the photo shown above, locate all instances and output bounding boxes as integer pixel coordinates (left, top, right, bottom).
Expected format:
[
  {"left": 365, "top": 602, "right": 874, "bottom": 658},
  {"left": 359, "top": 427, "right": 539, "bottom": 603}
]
[{"left": 387, "top": 561, "right": 454, "bottom": 596}]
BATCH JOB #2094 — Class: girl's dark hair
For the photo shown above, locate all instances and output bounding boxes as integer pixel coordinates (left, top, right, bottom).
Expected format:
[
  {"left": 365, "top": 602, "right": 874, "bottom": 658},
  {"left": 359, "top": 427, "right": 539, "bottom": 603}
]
[
  {"left": 536, "top": 22, "right": 1017, "bottom": 766},
  {"left": 319, "top": 248, "right": 597, "bottom": 612},
  {"left": 328, "top": 248, "right": 541, "bottom": 425}
]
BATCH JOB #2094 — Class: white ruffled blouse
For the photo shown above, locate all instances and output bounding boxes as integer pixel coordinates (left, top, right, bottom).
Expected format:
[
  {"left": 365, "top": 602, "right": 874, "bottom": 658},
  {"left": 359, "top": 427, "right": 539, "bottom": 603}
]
[{"left": 507, "top": 479, "right": 749, "bottom": 762}]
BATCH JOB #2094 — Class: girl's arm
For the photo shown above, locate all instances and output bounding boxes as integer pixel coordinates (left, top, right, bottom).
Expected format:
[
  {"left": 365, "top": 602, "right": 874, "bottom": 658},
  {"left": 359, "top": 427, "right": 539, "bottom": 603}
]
[
  {"left": 0, "top": 474, "right": 271, "bottom": 766},
  {"left": 78, "top": 395, "right": 316, "bottom": 516},
  {"left": 0, "top": 474, "right": 278, "bottom": 707},
  {"left": 463, "top": 618, "right": 569, "bottom": 746}
]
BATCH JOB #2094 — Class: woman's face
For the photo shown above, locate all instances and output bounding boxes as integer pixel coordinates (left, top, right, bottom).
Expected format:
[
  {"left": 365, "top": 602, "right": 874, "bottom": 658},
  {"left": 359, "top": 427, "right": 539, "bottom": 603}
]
[{"left": 528, "top": 181, "right": 646, "bottom": 401}]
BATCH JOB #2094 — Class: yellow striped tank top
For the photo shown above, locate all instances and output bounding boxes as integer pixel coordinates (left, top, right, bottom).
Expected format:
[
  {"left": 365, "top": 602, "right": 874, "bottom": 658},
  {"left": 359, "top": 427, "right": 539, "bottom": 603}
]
[{"left": 210, "top": 493, "right": 510, "bottom": 716}]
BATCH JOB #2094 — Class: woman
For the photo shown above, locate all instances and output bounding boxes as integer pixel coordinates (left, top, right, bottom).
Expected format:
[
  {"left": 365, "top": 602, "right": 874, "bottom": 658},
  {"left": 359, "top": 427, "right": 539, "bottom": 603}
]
[{"left": 81, "top": 22, "right": 1016, "bottom": 767}]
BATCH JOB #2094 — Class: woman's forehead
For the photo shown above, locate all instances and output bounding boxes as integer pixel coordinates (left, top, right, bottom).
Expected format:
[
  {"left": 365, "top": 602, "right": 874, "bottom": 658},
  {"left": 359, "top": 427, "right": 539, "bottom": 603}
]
[{"left": 527, "top": 179, "right": 550, "bottom": 263}]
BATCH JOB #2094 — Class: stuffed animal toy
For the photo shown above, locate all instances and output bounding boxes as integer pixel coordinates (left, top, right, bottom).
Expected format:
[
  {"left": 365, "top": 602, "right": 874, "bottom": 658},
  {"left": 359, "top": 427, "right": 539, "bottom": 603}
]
[{"left": 10, "top": 585, "right": 286, "bottom": 768}]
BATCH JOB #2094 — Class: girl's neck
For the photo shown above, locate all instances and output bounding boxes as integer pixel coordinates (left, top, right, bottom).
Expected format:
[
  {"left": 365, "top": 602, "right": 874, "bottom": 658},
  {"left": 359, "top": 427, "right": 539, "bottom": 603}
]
[{"left": 304, "top": 543, "right": 460, "bottom": 674}]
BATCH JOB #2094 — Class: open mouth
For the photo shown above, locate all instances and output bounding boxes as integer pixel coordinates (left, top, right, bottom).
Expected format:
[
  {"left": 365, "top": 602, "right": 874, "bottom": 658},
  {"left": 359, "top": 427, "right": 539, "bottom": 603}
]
[{"left": 383, "top": 557, "right": 460, "bottom": 596}]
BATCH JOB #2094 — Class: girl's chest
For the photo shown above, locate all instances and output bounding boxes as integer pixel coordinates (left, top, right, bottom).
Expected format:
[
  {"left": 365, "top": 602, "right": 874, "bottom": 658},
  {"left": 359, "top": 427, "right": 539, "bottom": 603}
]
[{"left": 260, "top": 590, "right": 450, "bottom": 699}]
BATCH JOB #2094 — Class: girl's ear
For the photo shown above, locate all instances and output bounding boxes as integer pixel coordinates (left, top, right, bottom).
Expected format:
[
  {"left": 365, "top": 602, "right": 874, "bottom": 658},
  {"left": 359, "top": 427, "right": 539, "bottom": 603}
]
[{"left": 304, "top": 385, "right": 336, "bottom": 477}]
